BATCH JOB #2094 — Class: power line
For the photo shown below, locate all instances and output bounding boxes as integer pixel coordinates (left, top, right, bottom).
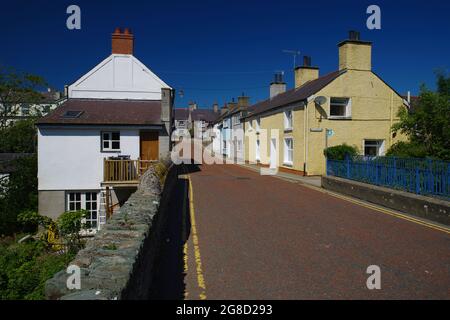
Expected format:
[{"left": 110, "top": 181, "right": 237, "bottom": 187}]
[{"left": 155, "top": 70, "right": 277, "bottom": 75}]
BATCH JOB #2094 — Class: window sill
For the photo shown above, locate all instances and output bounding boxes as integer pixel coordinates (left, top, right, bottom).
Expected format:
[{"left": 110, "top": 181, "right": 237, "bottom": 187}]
[
  {"left": 101, "top": 150, "right": 121, "bottom": 153},
  {"left": 328, "top": 116, "right": 352, "bottom": 120},
  {"left": 283, "top": 162, "right": 293, "bottom": 167},
  {"left": 284, "top": 128, "right": 293, "bottom": 133}
]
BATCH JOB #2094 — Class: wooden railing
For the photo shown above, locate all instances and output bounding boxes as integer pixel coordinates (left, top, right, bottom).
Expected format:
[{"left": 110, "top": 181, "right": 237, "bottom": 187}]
[{"left": 103, "top": 159, "right": 156, "bottom": 183}]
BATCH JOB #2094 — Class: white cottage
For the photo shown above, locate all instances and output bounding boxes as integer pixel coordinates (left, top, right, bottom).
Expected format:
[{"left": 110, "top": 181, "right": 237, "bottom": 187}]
[{"left": 36, "top": 28, "right": 174, "bottom": 229}]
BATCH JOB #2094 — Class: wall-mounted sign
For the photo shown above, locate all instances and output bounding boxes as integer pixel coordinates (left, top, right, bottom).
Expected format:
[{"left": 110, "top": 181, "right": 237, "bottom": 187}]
[{"left": 326, "top": 129, "right": 335, "bottom": 137}]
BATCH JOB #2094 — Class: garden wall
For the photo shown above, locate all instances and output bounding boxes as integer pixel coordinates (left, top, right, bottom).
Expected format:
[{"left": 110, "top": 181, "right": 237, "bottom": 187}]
[{"left": 45, "top": 159, "right": 177, "bottom": 300}]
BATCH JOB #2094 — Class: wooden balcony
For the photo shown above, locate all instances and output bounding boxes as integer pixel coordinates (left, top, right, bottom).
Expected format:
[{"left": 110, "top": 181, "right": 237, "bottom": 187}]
[{"left": 102, "top": 159, "right": 156, "bottom": 186}]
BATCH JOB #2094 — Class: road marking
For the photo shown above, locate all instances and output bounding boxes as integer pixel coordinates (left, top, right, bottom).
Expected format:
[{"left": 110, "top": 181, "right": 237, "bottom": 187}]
[
  {"left": 188, "top": 174, "right": 208, "bottom": 300},
  {"left": 183, "top": 242, "right": 188, "bottom": 299},
  {"left": 239, "top": 164, "right": 450, "bottom": 235}
]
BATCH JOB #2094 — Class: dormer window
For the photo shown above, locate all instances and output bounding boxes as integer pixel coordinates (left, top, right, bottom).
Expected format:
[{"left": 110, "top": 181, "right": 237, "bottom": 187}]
[{"left": 329, "top": 98, "right": 351, "bottom": 119}]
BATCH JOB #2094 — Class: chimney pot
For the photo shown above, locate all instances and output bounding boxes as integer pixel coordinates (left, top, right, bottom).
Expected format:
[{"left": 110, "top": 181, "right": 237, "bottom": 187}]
[
  {"left": 303, "top": 56, "right": 311, "bottom": 67},
  {"left": 349, "top": 30, "right": 360, "bottom": 41}
]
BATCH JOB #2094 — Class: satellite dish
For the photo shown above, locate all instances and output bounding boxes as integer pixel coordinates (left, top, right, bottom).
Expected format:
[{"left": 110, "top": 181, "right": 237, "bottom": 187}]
[{"left": 314, "top": 96, "right": 327, "bottom": 105}]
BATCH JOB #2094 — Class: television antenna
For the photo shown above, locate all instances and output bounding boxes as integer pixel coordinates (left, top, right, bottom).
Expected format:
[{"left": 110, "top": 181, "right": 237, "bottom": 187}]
[{"left": 282, "top": 49, "right": 301, "bottom": 69}]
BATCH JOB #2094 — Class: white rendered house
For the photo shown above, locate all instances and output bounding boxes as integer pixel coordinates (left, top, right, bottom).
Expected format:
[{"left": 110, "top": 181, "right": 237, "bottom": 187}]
[{"left": 36, "top": 28, "right": 174, "bottom": 229}]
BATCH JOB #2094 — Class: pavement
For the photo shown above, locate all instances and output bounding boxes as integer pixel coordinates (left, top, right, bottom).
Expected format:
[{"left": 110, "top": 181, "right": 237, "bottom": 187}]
[{"left": 153, "top": 163, "right": 450, "bottom": 300}]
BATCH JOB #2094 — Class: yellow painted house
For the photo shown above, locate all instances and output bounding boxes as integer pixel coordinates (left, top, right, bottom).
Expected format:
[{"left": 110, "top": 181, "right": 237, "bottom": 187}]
[{"left": 243, "top": 31, "right": 409, "bottom": 176}]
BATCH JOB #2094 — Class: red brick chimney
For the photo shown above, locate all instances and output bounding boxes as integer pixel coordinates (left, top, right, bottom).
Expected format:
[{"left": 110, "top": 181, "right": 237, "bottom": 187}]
[{"left": 111, "top": 27, "right": 134, "bottom": 55}]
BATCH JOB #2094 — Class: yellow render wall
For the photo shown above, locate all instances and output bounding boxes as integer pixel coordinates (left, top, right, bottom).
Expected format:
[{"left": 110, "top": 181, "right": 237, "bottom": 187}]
[{"left": 304, "top": 70, "right": 407, "bottom": 175}]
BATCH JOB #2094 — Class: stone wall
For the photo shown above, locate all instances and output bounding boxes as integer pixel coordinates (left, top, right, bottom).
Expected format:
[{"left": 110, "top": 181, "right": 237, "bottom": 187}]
[
  {"left": 322, "top": 175, "right": 450, "bottom": 226},
  {"left": 45, "top": 159, "right": 176, "bottom": 300}
]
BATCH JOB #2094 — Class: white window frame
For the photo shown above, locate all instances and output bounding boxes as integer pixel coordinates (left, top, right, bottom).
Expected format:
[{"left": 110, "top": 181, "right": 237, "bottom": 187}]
[
  {"left": 329, "top": 97, "right": 351, "bottom": 119},
  {"left": 101, "top": 131, "right": 120, "bottom": 152},
  {"left": 284, "top": 137, "right": 293, "bottom": 165},
  {"left": 284, "top": 110, "right": 293, "bottom": 130},
  {"left": 67, "top": 191, "right": 99, "bottom": 230},
  {"left": 363, "top": 139, "right": 385, "bottom": 157}
]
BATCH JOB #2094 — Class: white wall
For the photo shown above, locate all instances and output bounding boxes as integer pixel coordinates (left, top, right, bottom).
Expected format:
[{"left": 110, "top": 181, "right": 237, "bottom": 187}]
[
  {"left": 68, "top": 54, "right": 171, "bottom": 100},
  {"left": 38, "top": 127, "right": 140, "bottom": 191}
]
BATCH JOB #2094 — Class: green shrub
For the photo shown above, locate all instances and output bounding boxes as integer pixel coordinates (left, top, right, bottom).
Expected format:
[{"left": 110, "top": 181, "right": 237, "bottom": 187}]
[
  {"left": 57, "top": 210, "right": 87, "bottom": 253},
  {"left": 386, "top": 141, "right": 430, "bottom": 158},
  {"left": 324, "top": 144, "right": 359, "bottom": 160},
  {"left": 0, "top": 240, "right": 74, "bottom": 300}
]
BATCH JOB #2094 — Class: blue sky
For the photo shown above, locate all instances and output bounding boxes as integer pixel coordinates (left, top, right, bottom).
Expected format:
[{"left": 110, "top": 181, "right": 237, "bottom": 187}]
[{"left": 0, "top": 0, "right": 448, "bottom": 108}]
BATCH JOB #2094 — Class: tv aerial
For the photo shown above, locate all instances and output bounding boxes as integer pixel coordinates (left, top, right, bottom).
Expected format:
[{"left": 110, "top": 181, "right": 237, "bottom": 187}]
[{"left": 282, "top": 49, "right": 301, "bottom": 69}]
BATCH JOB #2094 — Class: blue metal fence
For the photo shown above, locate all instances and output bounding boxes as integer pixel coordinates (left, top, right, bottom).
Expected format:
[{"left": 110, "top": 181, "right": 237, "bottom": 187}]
[{"left": 326, "top": 156, "right": 450, "bottom": 199}]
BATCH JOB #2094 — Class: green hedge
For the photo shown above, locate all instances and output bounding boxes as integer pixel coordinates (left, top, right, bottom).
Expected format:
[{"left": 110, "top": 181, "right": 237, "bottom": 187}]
[{"left": 324, "top": 144, "right": 359, "bottom": 160}]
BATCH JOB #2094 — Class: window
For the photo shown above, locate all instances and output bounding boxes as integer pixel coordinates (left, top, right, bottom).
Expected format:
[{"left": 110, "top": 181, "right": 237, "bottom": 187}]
[
  {"left": 62, "top": 110, "right": 83, "bottom": 119},
  {"left": 284, "top": 110, "right": 293, "bottom": 130},
  {"left": 329, "top": 98, "right": 351, "bottom": 118},
  {"left": 21, "top": 104, "right": 30, "bottom": 116},
  {"left": 102, "top": 131, "right": 120, "bottom": 151},
  {"left": 256, "top": 140, "right": 261, "bottom": 161},
  {"left": 364, "top": 140, "right": 385, "bottom": 157},
  {"left": 284, "top": 137, "right": 293, "bottom": 165},
  {"left": 67, "top": 192, "right": 99, "bottom": 230}
]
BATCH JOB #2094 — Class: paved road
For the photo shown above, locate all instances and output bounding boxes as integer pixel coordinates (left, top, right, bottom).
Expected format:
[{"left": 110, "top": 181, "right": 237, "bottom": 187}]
[{"left": 155, "top": 164, "right": 450, "bottom": 300}]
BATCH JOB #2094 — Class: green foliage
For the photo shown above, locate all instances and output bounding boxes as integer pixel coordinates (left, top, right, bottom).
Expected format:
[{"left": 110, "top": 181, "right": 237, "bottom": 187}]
[
  {"left": 324, "top": 144, "right": 359, "bottom": 160},
  {"left": 390, "top": 71, "right": 450, "bottom": 160},
  {"left": 0, "top": 154, "right": 38, "bottom": 236},
  {"left": 0, "top": 240, "right": 73, "bottom": 300},
  {"left": 385, "top": 141, "right": 428, "bottom": 158},
  {"left": 0, "top": 119, "right": 37, "bottom": 153},
  {"left": 57, "top": 210, "right": 87, "bottom": 253},
  {"left": 0, "top": 65, "right": 47, "bottom": 129}
]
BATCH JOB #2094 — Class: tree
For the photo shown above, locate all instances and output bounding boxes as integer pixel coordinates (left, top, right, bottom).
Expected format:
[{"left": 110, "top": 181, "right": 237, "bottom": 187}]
[
  {"left": 0, "top": 119, "right": 37, "bottom": 153},
  {"left": 390, "top": 71, "right": 450, "bottom": 160},
  {"left": 0, "top": 66, "right": 47, "bottom": 129}
]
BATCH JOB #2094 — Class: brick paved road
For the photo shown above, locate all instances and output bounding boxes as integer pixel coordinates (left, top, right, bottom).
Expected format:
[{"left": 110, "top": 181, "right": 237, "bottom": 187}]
[{"left": 154, "top": 164, "right": 450, "bottom": 300}]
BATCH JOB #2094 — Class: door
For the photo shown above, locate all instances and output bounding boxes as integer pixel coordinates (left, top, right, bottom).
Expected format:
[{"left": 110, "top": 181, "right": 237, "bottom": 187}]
[
  {"left": 140, "top": 131, "right": 159, "bottom": 161},
  {"left": 270, "top": 138, "right": 277, "bottom": 169}
]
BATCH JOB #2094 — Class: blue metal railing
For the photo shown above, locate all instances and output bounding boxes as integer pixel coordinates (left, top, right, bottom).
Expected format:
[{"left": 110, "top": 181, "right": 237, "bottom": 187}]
[{"left": 326, "top": 155, "right": 450, "bottom": 199}]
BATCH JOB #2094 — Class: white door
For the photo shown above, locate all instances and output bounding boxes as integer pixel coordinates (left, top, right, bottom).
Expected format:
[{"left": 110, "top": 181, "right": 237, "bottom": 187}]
[{"left": 270, "top": 138, "right": 277, "bottom": 169}]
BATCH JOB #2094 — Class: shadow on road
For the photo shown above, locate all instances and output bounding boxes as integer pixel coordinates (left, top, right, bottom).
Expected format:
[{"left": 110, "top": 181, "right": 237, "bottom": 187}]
[{"left": 149, "top": 163, "right": 199, "bottom": 300}]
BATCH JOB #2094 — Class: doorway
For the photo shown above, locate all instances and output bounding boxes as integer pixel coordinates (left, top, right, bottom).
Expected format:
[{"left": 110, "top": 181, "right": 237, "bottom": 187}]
[{"left": 140, "top": 131, "right": 159, "bottom": 161}]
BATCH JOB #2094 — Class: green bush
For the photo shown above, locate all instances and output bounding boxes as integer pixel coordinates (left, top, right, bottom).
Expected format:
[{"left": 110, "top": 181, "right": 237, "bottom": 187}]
[
  {"left": 57, "top": 210, "right": 87, "bottom": 253},
  {"left": 0, "top": 240, "right": 74, "bottom": 300},
  {"left": 386, "top": 141, "right": 429, "bottom": 158},
  {"left": 324, "top": 144, "right": 359, "bottom": 160}
]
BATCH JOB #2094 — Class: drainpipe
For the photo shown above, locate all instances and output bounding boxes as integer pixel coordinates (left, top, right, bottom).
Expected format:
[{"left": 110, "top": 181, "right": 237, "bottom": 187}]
[{"left": 303, "top": 100, "right": 308, "bottom": 176}]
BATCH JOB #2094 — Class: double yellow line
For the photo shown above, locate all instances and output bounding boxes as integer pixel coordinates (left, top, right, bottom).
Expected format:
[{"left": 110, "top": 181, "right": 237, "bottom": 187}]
[{"left": 183, "top": 165, "right": 208, "bottom": 300}]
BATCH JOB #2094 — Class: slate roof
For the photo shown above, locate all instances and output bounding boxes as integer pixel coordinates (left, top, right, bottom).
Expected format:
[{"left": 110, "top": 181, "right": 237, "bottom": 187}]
[
  {"left": 174, "top": 108, "right": 190, "bottom": 120},
  {"left": 191, "top": 109, "right": 220, "bottom": 122},
  {"left": 244, "top": 70, "right": 345, "bottom": 118},
  {"left": 36, "top": 99, "right": 163, "bottom": 126}
]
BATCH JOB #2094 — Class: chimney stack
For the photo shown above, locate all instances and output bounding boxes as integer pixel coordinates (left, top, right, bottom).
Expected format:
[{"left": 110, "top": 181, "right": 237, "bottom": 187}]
[
  {"left": 213, "top": 102, "right": 219, "bottom": 113},
  {"left": 338, "top": 30, "right": 372, "bottom": 71},
  {"left": 237, "top": 93, "right": 250, "bottom": 109},
  {"left": 294, "top": 56, "right": 319, "bottom": 88},
  {"left": 221, "top": 103, "right": 228, "bottom": 115},
  {"left": 227, "top": 98, "right": 238, "bottom": 111},
  {"left": 112, "top": 27, "right": 134, "bottom": 55},
  {"left": 270, "top": 72, "right": 286, "bottom": 98}
]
